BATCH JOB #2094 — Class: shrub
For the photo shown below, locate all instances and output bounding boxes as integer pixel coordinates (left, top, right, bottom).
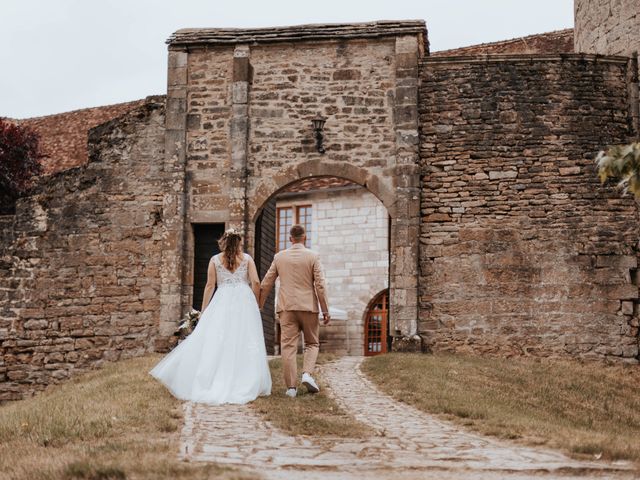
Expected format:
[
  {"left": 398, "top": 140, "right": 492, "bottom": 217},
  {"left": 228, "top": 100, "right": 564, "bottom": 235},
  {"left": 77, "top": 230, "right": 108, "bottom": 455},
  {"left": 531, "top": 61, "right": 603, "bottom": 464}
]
[
  {"left": 596, "top": 142, "right": 640, "bottom": 198},
  {"left": 0, "top": 118, "right": 45, "bottom": 213}
]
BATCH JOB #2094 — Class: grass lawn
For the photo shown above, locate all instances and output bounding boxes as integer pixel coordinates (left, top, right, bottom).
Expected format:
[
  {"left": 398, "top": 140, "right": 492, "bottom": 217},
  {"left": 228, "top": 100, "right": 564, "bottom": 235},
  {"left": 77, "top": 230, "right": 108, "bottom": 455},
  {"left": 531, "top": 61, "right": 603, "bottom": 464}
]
[
  {"left": 363, "top": 353, "right": 640, "bottom": 464},
  {"left": 0, "top": 355, "right": 255, "bottom": 480},
  {"left": 251, "top": 355, "right": 371, "bottom": 438}
]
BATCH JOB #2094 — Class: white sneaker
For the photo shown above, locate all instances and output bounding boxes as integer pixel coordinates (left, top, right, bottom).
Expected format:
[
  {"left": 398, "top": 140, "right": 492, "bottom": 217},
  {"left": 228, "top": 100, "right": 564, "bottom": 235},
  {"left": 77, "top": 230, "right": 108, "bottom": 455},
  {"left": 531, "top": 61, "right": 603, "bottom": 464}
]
[
  {"left": 285, "top": 388, "right": 297, "bottom": 398},
  {"left": 301, "top": 372, "right": 319, "bottom": 393}
]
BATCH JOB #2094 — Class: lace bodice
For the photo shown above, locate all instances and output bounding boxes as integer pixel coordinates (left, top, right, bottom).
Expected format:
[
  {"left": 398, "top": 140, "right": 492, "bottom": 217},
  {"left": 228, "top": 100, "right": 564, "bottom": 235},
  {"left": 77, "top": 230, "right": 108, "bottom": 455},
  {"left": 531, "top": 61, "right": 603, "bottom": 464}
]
[{"left": 214, "top": 254, "right": 250, "bottom": 288}]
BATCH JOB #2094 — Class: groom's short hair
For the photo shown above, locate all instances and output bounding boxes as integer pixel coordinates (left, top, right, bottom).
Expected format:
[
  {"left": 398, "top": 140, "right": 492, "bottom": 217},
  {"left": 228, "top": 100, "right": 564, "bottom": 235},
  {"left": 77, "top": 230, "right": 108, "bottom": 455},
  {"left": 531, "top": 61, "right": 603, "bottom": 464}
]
[{"left": 290, "top": 224, "right": 306, "bottom": 240}]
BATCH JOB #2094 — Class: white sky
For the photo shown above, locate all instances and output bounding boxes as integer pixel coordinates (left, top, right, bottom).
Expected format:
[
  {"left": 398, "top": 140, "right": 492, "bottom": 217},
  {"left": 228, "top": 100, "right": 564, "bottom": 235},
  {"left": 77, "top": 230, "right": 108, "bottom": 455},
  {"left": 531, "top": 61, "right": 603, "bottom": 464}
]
[{"left": 1, "top": 0, "right": 574, "bottom": 119}]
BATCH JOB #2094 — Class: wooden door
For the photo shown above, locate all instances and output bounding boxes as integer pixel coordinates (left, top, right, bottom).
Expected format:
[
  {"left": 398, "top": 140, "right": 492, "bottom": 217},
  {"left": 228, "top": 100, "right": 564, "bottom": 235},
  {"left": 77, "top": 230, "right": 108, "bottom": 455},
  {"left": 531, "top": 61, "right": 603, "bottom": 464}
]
[
  {"left": 364, "top": 290, "right": 389, "bottom": 356},
  {"left": 255, "top": 198, "right": 277, "bottom": 354},
  {"left": 192, "top": 223, "right": 225, "bottom": 311}
]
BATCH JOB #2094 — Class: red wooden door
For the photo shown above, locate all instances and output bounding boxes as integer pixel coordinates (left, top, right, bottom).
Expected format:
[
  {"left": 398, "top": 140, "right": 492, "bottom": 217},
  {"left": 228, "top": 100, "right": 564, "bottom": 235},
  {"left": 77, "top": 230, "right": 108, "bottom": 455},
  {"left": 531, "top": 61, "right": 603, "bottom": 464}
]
[{"left": 364, "top": 290, "right": 388, "bottom": 356}]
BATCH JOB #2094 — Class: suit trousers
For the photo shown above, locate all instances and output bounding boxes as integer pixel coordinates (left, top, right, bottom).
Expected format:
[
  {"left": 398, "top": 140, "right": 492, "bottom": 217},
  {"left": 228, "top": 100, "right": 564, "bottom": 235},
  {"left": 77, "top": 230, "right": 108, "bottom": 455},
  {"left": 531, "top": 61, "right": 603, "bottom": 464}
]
[{"left": 279, "top": 310, "right": 319, "bottom": 389}]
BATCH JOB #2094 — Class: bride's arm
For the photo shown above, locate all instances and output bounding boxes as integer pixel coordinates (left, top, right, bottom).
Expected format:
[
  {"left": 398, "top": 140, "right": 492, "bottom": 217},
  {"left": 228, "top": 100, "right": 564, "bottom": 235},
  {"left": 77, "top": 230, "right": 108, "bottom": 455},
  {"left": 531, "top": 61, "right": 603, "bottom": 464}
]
[
  {"left": 201, "top": 258, "right": 217, "bottom": 311},
  {"left": 247, "top": 257, "right": 261, "bottom": 303}
]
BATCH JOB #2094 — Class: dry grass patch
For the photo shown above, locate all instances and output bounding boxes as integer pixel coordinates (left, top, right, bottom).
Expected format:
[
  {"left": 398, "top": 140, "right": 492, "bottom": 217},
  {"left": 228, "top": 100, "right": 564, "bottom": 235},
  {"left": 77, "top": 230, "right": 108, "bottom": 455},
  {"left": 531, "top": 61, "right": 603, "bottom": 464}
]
[
  {"left": 363, "top": 353, "right": 640, "bottom": 463},
  {"left": 251, "top": 355, "right": 371, "bottom": 438},
  {"left": 0, "top": 355, "right": 257, "bottom": 480}
]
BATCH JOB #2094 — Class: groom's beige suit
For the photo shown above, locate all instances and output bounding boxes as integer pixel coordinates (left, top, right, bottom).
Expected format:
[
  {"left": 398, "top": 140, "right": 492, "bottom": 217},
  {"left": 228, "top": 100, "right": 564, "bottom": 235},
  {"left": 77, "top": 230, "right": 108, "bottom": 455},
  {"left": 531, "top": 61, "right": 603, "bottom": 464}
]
[{"left": 260, "top": 243, "right": 329, "bottom": 388}]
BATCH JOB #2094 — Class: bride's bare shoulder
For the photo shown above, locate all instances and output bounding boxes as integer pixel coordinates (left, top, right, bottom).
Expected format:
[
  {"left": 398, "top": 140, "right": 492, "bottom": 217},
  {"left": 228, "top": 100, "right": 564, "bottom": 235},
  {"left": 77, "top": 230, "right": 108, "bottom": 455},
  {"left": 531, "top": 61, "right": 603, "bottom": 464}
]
[{"left": 244, "top": 252, "right": 260, "bottom": 264}]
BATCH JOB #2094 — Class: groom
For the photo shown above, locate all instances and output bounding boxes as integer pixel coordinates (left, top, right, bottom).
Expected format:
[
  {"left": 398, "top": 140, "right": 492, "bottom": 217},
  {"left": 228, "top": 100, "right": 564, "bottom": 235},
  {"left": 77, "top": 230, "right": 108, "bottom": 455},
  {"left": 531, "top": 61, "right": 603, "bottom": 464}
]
[{"left": 259, "top": 224, "right": 330, "bottom": 398}]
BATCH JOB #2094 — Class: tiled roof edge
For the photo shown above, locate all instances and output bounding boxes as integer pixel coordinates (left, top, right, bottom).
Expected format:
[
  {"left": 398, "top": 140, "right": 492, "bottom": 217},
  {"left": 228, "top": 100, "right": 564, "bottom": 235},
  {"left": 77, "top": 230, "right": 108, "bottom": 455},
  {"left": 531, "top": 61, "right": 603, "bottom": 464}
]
[{"left": 167, "top": 20, "right": 427, "bottom": 46}]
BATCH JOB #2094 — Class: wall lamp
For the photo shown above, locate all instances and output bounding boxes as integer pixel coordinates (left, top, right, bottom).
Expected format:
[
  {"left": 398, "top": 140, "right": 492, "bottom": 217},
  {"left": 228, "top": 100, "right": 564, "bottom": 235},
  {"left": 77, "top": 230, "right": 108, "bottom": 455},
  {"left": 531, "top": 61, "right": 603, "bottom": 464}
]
[{"left": 311, "top": 115, "right": 327, "bottom": 154}]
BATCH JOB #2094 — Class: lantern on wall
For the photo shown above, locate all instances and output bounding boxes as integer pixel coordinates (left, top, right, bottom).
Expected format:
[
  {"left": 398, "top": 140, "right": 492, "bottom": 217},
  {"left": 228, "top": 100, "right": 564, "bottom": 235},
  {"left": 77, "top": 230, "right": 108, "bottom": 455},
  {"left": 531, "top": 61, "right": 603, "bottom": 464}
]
[{"left": 311, "top": 115, "right": 327, "bottom": 154}]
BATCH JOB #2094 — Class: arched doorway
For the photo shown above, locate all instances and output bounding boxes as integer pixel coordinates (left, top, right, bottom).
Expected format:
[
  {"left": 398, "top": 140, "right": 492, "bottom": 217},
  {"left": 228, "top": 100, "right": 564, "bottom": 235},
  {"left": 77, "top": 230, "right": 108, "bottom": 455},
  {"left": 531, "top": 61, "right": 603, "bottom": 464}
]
[
  {"left": 253, "top": 175, "right": 390, "bottom": 355},
  {"left": 245, "top": 161, "right": 419, "bottom": 353},
  {"left": 364, "top": 289, "right": 389, "bottom": 356}
]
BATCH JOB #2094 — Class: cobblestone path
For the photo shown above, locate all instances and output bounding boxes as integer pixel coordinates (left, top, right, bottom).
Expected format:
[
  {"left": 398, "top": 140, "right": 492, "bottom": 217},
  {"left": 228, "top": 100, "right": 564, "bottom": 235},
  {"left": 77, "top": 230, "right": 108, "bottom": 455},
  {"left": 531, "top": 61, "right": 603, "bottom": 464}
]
[{"left": 179, "top": 356, "right": 635, "bottom": 479}]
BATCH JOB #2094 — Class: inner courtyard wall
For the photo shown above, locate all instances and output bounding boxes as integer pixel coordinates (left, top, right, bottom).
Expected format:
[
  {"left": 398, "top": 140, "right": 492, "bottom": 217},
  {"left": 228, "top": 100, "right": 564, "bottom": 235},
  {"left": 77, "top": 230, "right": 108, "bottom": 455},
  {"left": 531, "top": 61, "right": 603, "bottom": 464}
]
[{"left": 275, "top": 185, "right": 389, "bottom": 355}]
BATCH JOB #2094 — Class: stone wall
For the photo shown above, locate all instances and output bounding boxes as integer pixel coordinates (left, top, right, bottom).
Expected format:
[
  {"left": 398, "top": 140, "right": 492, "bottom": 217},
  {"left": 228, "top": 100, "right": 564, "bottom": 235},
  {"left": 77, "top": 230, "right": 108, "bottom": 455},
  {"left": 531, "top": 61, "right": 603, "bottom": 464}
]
[
  {"left": 575, "top": 0, "right": 640, "bottom": 56},
  {"left": 184, "top": 46, "right": 234, "bottom": 221},
  {"left": 276, "top": 185, "right": 389, "bottom": 355},
  {"left": 0, "top": 98, "right": 166, "bottom": 401},
  {"left": 419, "top": 55, "right": 640, "bottom": 361},
  {"left": 245, "top": 38, "right": 397, "bottom": 180}
]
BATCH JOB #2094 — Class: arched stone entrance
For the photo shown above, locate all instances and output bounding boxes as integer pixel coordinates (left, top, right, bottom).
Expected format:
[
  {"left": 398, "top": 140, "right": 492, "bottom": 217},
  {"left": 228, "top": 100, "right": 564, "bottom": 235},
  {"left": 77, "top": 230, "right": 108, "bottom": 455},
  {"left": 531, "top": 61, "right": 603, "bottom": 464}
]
[
  {"left": 252, "top": 173, "right": 392, "bottom": 355},
  {"left": 248, "top": 161, "right": 396, "bottom": 222},
  {"left": 159, "top": 21, "right": 425, "bottom": 352},
  {"left": 246, "top": 162, "right": 419, "bottom": 351}
]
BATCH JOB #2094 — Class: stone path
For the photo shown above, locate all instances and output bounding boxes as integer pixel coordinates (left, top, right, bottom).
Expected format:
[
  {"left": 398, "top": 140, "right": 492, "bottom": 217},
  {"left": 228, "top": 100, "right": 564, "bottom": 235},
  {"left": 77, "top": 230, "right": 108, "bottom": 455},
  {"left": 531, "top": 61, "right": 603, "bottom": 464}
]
[{"left": 179, "top": 356, "right": 635, "bottom": 479}]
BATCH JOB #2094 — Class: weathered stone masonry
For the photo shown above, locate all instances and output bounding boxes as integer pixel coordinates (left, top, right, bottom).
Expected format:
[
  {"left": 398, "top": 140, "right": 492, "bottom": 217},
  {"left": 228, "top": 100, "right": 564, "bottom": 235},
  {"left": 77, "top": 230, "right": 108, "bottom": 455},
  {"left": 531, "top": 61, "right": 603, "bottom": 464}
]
[
  {"left": 419, "top": 55, "right": 640, "bottom": 359},
  {"left": 574, "top": 0, "right": 640, "bottom": 133},
  {"left": 575, "top": 0, "right": 640, "bottom": 57},
  {"left": 0, "top": 99, "right": 166, "bottom": 400}
]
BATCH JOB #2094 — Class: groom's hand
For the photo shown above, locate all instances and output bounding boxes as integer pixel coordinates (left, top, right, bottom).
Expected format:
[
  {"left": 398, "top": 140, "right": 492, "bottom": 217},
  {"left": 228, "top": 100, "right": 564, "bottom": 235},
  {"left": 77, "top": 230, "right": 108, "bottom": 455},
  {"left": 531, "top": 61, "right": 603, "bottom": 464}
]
[{"left": 322, "top": 312, "right": 331, "bottom": 325}]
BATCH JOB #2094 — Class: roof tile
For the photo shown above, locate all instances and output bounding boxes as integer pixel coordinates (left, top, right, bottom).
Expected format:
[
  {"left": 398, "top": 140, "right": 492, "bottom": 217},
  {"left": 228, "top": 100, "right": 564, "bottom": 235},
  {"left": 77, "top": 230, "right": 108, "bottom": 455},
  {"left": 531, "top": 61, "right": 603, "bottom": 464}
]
[
  {"left": 15, "top": 99, "right": 147, "bottom": 174},
  {"left": 431, "top": 29, "right": 574, "bottom": 57}
]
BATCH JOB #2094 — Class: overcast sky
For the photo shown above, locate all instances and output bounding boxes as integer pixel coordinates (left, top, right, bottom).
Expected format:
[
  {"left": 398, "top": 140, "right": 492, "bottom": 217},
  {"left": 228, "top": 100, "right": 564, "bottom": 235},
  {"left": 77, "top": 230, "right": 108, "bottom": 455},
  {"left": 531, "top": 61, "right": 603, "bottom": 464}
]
[{"left": 1, "top": 0, "right": 574, "bottom": 119}]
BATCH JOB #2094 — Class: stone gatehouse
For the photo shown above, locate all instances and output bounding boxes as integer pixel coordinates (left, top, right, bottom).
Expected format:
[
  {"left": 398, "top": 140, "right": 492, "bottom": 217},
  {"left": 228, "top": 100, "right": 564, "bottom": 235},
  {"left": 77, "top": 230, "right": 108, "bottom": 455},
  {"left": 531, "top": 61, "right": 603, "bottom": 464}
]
[
  {"left": 1, "top": 7, "right": 640, "bottom": 400},
  {"left": 161, "top": 22, "right": 423, "bottom": 359}
]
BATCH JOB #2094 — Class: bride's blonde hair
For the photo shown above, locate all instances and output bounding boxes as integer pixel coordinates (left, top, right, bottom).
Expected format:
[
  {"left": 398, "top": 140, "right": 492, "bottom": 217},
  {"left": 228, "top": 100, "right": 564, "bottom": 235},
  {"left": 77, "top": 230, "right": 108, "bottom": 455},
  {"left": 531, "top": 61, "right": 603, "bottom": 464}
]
[{"left": 218, "top": 228, "right": 242, "bottom": 270}]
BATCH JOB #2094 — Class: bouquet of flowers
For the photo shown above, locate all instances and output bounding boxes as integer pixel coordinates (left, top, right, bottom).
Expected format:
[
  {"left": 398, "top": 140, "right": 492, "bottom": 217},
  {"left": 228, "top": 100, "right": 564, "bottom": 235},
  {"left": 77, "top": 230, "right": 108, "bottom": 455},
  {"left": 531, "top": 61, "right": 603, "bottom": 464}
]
[{"left": 175, "top": 308, "right": 201, "bottom": 340}]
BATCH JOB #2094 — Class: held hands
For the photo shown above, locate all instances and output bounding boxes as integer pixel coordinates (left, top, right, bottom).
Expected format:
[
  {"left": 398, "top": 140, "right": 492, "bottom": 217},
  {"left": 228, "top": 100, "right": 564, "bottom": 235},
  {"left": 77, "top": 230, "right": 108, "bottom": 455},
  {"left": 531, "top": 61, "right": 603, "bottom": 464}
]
[{"left": 322, "top": 312, "right": 331, "bottom": 326}]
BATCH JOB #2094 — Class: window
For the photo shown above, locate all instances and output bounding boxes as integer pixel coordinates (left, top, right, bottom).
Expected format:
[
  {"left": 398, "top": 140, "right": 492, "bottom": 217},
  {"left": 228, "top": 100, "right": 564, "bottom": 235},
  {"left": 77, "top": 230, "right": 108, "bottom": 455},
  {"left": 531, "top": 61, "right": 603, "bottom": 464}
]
[
  {"left": 296, "top": 205, "right": 312, "bottom": 248},
  {"left": 276, "top": 205, "right": 312, "bottom": 251},
  {"left": 276, "top": 207, "right": 293, "bottom": 252}
]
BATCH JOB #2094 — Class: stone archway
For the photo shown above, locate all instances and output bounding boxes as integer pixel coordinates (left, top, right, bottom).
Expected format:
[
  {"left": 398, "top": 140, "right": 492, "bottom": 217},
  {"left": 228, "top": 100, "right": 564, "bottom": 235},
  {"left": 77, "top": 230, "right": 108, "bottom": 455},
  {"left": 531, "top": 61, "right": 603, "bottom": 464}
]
[
  {"left": 245, "top": 160, "right": 420, "bottom": 351},
  {"left": 248, "top": 160, "right": 397, "bottom": 222}
]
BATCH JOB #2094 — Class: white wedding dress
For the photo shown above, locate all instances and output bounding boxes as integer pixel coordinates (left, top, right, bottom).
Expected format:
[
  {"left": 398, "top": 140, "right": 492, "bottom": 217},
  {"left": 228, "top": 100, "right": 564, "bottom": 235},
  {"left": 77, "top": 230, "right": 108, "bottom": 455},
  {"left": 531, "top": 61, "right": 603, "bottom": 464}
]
[{"left": 149, "top": 253, "right": 272, "bottom": 404}]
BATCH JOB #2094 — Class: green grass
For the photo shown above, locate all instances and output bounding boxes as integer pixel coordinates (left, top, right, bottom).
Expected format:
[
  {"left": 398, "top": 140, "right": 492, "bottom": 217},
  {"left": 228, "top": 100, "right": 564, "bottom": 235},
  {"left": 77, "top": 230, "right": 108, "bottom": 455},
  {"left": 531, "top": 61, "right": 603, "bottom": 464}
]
[
  {"left": 363, "top": 353, "right": 640, "bottom": 463},
  {"left": 251, "top": 355, "right": 371, "bottom": 438},
  {"left": 0, "top": 355, "right": 257, "bottom": 480}
]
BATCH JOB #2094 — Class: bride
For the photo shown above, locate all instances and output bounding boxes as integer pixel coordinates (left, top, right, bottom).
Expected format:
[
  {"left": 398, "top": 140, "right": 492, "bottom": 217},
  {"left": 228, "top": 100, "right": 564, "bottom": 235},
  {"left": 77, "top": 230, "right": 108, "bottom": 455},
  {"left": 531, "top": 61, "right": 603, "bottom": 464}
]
[{"left": 149, "top": 228, "right": 272, "bottom": 404}]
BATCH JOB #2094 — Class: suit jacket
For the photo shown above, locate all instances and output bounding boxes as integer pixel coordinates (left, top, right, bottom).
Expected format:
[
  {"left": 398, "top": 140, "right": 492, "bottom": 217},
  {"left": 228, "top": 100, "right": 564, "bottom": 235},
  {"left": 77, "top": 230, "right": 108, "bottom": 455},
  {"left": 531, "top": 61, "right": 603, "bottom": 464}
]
[{"left": 260, "top": 243, "right": 329, "bottom": 314}]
